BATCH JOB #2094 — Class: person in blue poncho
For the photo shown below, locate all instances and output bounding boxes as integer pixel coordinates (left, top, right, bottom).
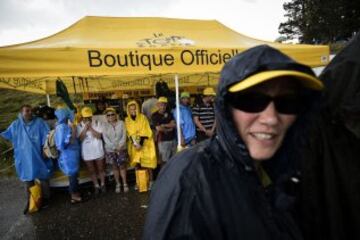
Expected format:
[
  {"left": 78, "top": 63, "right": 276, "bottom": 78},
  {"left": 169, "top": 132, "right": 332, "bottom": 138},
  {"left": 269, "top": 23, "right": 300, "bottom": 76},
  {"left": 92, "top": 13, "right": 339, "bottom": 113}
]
[
  {"left": 54, "top": 108, "right": 82, "bottom": 203},
  {"left": 1, "top": 104, "right": 52, "bottom": 211},
  {"left": 172, "top": 92, "right": 196, "bottom": 147}
]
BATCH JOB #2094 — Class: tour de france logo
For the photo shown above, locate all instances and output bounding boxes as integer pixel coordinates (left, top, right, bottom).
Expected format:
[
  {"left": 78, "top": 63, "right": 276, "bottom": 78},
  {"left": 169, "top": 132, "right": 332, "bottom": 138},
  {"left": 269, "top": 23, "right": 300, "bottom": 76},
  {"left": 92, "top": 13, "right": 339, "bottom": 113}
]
[{"left": 136, "top": 33, "right": 195, "bottom": 47}]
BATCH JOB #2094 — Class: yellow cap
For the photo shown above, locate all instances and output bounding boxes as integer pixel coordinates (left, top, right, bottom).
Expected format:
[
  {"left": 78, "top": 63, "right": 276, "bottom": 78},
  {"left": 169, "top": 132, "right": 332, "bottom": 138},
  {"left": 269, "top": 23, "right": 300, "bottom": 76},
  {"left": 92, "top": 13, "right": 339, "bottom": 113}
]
[
  {"left": 229, "top": 70, "right": 324, "bottom": 93},
  {"left": 203, "top": 87, "right": 216, "bottom": 96},
  {"left": 56, "top": 103, "right": 66, "bottom": 109},
  {"left": 104, "top": 107, "right": 116, "bottom": 114},
  {"left": 81, "top": 107, "right": 93, "bottom": 118},
  {"left": 158, "top": 97, "right": 168, "bottom": 103},
  {"left": 180, "top": 92, "right": 190, "bottom": 98}
]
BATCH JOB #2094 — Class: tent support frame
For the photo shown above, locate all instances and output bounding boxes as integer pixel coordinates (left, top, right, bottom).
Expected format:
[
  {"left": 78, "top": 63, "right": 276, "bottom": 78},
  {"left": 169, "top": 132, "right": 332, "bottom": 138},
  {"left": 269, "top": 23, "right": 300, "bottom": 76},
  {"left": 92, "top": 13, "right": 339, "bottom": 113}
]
[
  {"left": 46, "top": 94, "right": 51, "bottom": 107},
  {"left": 175, "top": 74, "right": 181, "bottom": 150}
]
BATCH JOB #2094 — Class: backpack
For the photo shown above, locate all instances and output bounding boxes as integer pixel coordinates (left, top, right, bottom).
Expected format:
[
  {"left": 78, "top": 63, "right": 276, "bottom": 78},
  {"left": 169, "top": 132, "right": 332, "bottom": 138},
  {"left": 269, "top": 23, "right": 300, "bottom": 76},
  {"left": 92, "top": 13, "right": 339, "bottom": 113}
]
[{"left": 43, "top": 129, "right": 59, "bottom": 159}]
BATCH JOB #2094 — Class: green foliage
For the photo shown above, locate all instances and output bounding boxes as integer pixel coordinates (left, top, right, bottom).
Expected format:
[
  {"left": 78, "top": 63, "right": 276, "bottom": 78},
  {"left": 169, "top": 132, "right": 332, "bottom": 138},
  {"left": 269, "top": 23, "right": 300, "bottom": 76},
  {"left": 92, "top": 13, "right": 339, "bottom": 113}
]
[
  {"left": 279, "top": 0, "right": 360, "bottom": 43},
  {"left": 0, "top": 89, "right": 80, "bottom": 131}
]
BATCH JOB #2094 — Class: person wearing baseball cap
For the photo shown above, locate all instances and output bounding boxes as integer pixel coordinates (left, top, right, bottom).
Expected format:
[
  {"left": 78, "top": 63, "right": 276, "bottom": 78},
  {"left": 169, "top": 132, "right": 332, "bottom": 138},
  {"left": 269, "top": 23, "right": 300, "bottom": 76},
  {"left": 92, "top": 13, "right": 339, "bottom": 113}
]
[
  {"left": 102, "top": 107, "right": 129, "bottom": 193},
  {"left": 151, "top": 97, "right": 177, "bottom": 165},
  {"left": 78, "top": 106, "right": 106, "bottom": 195},
  {"left": 193, "top": 87, "right": 217, "bottom": 142},
  {"left": 144, "top": 45, "right": 323, "bottom": 240},
  {"left": 173, "top": 92, "right": 196, "bottom": 147}
]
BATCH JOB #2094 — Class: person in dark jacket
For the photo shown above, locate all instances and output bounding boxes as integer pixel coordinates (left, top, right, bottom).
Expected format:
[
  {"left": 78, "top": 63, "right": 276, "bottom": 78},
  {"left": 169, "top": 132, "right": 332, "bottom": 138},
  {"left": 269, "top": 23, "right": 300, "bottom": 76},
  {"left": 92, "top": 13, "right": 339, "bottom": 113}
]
[
  {"left": 143, "top": 45, "right": 323, "bottom": 240},
  {"left": 295, "top": 34, "right": 360, "bottom": 240}
]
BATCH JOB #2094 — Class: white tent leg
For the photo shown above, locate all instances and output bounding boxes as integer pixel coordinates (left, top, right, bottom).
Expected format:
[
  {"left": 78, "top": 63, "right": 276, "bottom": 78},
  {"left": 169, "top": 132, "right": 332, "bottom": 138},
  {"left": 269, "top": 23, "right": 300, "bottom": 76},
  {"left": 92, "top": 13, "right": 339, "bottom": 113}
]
[
  {"left": 46, "top": 94, "right": 51, "bottom": 107},
  {"left": 175, "top": 74, "right": 181, "bottom": 150}
]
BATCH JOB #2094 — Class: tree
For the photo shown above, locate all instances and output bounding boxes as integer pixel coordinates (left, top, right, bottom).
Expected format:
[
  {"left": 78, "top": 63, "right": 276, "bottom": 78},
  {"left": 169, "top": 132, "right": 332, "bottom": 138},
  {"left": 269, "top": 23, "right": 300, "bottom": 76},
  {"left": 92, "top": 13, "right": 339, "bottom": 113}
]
[{"left": 279, "top": 0, "right": 360, "bottom": 44}]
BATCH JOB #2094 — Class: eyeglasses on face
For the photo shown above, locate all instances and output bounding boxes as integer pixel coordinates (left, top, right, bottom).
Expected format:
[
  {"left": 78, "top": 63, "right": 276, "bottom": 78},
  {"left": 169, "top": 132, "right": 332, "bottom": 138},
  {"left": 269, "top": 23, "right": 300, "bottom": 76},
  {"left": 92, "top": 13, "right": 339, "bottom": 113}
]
[
  {"left": 106, "top": 113, "right": 116, "bottom": 117},
  {"left": 226, "top": 92, "right": 304, "bottom": 115}
]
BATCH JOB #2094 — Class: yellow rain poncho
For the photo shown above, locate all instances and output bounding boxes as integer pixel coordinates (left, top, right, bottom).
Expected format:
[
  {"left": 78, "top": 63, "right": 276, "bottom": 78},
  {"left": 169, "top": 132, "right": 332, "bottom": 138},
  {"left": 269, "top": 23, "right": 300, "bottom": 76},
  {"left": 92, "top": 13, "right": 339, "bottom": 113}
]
[{"left": 125, "top": 101, "right": 157, "bottom": 169}]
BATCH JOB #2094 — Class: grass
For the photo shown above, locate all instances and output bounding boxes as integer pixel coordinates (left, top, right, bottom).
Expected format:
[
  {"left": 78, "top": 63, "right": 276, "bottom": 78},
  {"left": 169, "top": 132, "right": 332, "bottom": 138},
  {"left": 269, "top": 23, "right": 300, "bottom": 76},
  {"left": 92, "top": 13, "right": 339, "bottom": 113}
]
[{"left": 0, "top": 89, "right": 82, "bottom": 131}]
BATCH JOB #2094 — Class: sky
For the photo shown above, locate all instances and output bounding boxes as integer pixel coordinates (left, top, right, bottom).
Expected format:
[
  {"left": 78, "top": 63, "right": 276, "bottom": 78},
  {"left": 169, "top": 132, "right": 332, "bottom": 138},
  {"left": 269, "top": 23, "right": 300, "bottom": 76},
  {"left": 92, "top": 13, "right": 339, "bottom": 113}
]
[{"left": 0, "top": 0, "right": 288, "bottom": 47}]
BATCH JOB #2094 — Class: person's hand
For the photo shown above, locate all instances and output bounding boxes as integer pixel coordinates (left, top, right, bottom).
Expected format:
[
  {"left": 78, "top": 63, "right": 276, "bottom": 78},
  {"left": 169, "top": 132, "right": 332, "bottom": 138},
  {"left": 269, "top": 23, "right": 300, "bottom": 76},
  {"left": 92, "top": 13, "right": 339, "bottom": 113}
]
[
  {"left": 205, "top": 130, "right": 213, "bottom": 137},
  {"left": 134, "top": 143, "right": 142, "bottom": 150},
  {"left": 116, "top": 146, "right": 125, "bottom": 152},
  {"left": 69, "top": 123, "right": 76, "bottom": 131}
]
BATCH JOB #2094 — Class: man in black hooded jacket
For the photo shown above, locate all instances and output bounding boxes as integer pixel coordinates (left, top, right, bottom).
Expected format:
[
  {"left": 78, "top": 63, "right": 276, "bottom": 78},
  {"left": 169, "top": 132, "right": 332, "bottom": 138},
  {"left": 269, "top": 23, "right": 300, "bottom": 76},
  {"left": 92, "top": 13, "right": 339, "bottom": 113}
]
[
  {"left": 295, "top": 34, "right": 360, "bottom": 240},
  {"left": 143, "top": 45, "right": 323, "bottom": 240}
]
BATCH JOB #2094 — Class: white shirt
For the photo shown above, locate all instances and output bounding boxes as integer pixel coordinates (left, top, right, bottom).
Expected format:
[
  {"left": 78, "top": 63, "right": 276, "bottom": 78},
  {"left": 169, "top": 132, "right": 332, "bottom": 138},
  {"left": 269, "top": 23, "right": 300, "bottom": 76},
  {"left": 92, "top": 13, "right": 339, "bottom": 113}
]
[
  {"left": 102, "top": 120, "right": 127, "bottom": 153},
  {"left": 77, "top": 120, "right": 104, "bottom": 161}
]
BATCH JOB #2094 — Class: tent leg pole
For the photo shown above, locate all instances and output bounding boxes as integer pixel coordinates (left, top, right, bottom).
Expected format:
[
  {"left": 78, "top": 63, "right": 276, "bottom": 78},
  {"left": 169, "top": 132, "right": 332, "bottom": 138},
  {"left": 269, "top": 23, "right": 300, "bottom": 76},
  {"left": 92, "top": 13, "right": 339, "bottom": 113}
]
[
  {"left": 46, "top": 94, "right": 51, "bottom": 107},
  {"left": 175, "top": 74, "right": 181, "bottom": 150}
]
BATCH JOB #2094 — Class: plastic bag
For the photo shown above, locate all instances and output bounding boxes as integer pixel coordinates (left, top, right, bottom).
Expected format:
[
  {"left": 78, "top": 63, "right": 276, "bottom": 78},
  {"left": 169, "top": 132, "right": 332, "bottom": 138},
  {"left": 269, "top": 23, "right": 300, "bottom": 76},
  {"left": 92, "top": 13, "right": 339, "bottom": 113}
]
[
  {"left": 136, "top": 169, "right": 149, "bottom": 192},
  {"left": 28, "top": 180, "right": 42, "bottom": 213}
]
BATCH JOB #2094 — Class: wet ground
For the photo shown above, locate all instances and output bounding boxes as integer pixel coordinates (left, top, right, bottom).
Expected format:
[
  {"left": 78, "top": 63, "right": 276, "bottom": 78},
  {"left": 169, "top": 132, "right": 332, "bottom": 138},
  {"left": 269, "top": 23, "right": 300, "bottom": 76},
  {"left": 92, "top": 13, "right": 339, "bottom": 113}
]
[{"left": 0, "top": 176, "right": 150, "bottom": 240}]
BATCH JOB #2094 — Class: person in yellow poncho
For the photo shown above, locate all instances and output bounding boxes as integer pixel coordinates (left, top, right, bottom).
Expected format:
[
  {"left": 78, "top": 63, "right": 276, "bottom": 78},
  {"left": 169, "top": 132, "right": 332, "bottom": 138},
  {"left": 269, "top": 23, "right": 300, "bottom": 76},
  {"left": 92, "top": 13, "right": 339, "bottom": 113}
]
[{"left": 125, "top": 100, "right": 157, "bottom": 189}]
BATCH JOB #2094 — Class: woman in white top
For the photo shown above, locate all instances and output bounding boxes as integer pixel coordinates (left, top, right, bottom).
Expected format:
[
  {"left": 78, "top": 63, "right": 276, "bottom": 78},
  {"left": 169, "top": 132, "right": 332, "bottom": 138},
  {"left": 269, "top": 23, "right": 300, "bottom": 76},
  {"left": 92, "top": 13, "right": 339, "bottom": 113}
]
[
  {"left": 77, "top": 107, "right": 106, "bottom": 194},
  {"left": 102, "top": 107, "right": 129, "bottom": 193}
]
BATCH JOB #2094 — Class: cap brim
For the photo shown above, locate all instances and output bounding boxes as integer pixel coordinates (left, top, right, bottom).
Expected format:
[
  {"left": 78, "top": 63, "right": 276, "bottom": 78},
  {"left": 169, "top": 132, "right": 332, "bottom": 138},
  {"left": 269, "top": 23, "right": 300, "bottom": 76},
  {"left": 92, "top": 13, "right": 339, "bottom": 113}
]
[{"left": 228, "top": 70, "right": 324, "bottom": 93}]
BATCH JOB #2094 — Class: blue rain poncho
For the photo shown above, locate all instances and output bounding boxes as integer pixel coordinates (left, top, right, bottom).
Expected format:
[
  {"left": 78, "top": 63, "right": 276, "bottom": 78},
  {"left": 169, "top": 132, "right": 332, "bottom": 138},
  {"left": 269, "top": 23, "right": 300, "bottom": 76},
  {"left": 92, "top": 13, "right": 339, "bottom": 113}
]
[
  {"left": 54, "top": 108, "right": 80, "bottom": 176},
  {"left": 172, "top": 104, "right": 196, "bottom": 145},
  {"left": 1, "top": 114, "right": 52, "bottom": 181}
]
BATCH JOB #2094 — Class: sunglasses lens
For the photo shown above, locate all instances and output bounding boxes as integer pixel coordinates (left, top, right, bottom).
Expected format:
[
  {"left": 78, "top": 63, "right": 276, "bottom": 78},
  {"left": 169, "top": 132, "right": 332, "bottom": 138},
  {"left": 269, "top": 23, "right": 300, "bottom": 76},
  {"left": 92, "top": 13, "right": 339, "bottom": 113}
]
[
  {"left": 274, "top": 96, "right": 302, "bottom": 115},
  {"left": 107, "top": 114, "right": 115, "bottom": 117},
  {"left": 229, "top": 93, "right": 271, "bottom": 113}
]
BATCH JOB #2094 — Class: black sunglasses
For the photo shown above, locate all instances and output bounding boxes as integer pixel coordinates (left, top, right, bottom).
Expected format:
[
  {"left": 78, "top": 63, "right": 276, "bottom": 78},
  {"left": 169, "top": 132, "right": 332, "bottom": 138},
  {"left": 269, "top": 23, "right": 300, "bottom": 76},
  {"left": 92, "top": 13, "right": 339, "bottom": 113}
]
[
  {"left": 106, "top": 113, "right": 116, "bottom": 117},
  {"left": 227, "top": 92, "right": 303, "bottom": 115}
]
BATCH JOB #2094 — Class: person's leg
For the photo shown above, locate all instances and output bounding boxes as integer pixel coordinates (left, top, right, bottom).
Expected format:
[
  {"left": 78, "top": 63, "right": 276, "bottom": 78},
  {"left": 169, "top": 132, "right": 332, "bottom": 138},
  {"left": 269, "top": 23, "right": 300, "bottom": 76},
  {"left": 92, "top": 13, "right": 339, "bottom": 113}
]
[
  {"left": 159, "top": 141, "right": 173, "bottom": 164},
  {"left": 148, "top": 168, "right": 154, "bottom": 190},
  {"left": 95, "top": 158, "right": 106, "bottom": 192},
  {"left": 40, "top": 179, "right": 51, "bottom": 208},
  {"left": 107, "top": 152, "right": 120, "bottom": 192},
  {"left": 69, "top": 174, "right": 81, "bottom": 202},
  {"left": 157, "top": 142, "right": 165, "bottom": 166},
  {"left": 119, "top": 164, "right": 128, "bottom": 192},
  {"left": 40, "top": 179, "right": 51, "bottom": 200},
  {"left": 112, "top": 163, "right": 121, "bottom": 193},
  {"left": 25, "top": 181, "right": 34, "bottom": 198},
  {"left": 170, "top": 140, "right": 177, "bottom": 158},
  {"left": 85, "top": 161, "right": 100, "bottom": 190}
]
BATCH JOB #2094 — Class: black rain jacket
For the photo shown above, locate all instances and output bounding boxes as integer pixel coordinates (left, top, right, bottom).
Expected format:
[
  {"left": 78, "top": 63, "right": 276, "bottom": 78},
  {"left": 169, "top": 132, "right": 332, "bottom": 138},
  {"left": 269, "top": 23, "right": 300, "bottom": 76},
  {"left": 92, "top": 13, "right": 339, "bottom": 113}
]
[
  {"left": 296, "top": 34, "right": 360, "bottom": 240},
  {"left": 143, "top": 45, "right": 318, "bottom": 240}
]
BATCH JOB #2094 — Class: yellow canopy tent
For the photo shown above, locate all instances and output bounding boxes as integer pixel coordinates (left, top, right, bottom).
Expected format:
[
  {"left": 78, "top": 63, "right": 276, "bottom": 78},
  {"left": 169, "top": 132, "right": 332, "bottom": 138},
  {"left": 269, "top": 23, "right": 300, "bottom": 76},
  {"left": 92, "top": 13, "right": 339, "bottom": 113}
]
[{"left": 0, "top": 16, "right": 329, "bottom": 94}]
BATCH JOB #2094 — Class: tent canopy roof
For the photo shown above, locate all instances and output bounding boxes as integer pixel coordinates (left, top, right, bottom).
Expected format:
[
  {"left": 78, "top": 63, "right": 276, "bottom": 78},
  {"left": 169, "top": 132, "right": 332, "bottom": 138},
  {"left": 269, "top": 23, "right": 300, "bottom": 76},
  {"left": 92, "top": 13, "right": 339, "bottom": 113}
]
[
  {"left": 3, "top": 16, "right": 304, "bottom": 49},
  {"left": 9, "top": 16, "right": 271, "bottom": 49}
]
